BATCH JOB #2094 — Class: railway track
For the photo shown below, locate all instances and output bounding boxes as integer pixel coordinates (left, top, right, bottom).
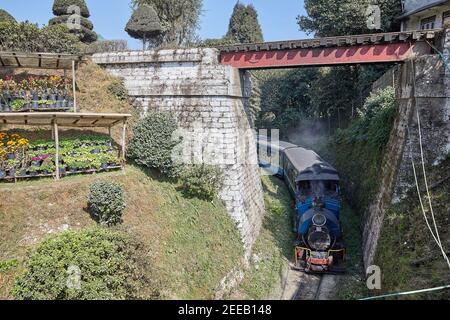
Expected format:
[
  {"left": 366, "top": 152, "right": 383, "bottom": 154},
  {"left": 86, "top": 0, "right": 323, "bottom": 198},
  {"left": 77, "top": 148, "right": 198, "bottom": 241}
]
[{"left": 282, "top": 265, "right": 337, "bottom": 300}]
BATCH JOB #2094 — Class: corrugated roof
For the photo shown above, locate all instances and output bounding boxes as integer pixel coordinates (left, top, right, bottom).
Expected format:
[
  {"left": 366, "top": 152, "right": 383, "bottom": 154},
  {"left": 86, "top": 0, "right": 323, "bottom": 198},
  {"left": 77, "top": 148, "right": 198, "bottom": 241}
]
[{"left": 0, "top": 112, "right": 132, "bottom": 127}]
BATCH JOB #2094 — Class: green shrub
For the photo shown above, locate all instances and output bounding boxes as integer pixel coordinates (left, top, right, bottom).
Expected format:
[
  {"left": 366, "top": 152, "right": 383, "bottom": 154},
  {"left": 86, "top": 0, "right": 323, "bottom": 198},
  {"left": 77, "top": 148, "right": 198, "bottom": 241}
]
[
  {"left": 0, "top": 9, "right": 16, "bottom": 23},
  {"left": 127, "top": 111, "right": 182, "bottom": 177},
  {"left": 49, "top": 15, "right": 93, "bottom": 30},
  {"left": 52, "top": 0, "right": 91, "bottom": 18},
  {"left": 181, "top": 165, "right": 224, "bottom": 200},
  {"left": 86, "top": 40, "right": 128, "bottom": 54},
  {"left": 0, "top": 259, "right": 18, "bottom": 273},
  {"left": 107, "top": 79, "right": 128, "bottom": 101},
  {"left": 331, "top": 86, "right": 398, "bottom": 213},
  {"left": 0, "top": 21, "right": 84, "bottom": 53},
  {"left": 88, "top": 181, "right": 126, "bottom": 226},
  {"left": 12, "top": 228, "right": 159, "bottom": 300}
]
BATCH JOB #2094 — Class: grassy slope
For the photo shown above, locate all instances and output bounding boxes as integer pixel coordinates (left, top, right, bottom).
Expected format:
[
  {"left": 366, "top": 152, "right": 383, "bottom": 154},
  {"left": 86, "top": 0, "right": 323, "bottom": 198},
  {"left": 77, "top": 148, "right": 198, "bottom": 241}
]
[
  {"left": 0, "top": 165, "right": 243, "bottom": 300},
  {"left": 374, "top": 157, "right": 450, "bottom": 299},
  {"left": 231, "top": 176, "right": 295, "bottom": 299}
]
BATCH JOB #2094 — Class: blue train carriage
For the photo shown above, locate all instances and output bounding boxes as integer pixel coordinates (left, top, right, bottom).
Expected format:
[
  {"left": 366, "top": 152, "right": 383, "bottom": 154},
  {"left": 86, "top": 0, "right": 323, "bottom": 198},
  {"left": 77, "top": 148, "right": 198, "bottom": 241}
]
[
  {"left": 257, "top": 135, "right": 297, "bottom": 177},
  {"left": 283, "top": 147, "right": 345, "bottom": 273}
]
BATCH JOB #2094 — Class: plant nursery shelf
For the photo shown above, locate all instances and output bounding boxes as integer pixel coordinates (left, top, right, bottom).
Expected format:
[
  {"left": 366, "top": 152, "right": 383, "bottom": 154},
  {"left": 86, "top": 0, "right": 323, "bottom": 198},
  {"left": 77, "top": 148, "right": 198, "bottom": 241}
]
[
  {"left": 0, "top": 166, "right": 123, "bottom": 182},
  {"left": 0, "top": 112, "right": 132, "bottom": 180}
]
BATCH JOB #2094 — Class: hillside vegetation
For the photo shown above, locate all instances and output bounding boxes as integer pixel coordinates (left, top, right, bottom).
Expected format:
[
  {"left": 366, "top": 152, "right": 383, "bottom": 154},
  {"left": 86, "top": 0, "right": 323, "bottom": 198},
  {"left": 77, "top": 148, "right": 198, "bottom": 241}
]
[
  {"left": 374, "top": 156, "right": 450, "bottom": 299},
  {"left": 0, "top": 166, "right": 243, "bottom": 300}
]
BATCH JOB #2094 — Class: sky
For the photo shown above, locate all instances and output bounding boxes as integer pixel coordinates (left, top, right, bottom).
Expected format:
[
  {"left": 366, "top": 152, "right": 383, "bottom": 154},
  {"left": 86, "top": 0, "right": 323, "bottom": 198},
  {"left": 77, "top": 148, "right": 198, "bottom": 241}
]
[{"left": 0, "top": 0, "right": 310, "bottom": 49}]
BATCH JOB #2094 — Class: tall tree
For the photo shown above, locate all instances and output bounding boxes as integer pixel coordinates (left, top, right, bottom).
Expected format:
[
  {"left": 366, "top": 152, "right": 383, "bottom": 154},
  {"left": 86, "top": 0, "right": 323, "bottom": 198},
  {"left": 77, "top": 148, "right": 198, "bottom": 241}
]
[
  {"left": 298, "top": 0, "right": 402, "bottom": 37},
  {"left": 0, "top": 9, "right": 16, "bottom": 23},
  {"left": 126, "top": 4, "right": 162, "bottom": 50},
  {"left": 226, "top": 2, "right": 264, "bottom": 44},
  {"left": 132, "top": 0, "right": 202, "bottom": 46},
  {"left": 49, "top": 0, "right": 97, "bottom": 43}
]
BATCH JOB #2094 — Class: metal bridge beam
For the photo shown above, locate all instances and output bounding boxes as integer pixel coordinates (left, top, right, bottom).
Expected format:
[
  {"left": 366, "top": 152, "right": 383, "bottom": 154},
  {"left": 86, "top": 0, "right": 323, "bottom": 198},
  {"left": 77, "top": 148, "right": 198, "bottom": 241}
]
[{"left": 220, "top": 42, "right": 430, "bottom": 69}]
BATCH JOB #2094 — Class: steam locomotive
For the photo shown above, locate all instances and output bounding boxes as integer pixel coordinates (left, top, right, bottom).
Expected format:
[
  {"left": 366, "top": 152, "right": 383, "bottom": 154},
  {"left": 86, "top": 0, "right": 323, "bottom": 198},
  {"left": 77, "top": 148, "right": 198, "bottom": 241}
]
[{"left": 258, "top": 136, "right": 345, "bottom": 273}]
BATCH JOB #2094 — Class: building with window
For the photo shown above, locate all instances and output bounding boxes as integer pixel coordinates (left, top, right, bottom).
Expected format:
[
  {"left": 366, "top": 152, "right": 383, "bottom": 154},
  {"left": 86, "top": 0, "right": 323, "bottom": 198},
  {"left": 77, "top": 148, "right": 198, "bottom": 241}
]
[{"left": 399, "top": 0, "right": 450, "bottom": 31}]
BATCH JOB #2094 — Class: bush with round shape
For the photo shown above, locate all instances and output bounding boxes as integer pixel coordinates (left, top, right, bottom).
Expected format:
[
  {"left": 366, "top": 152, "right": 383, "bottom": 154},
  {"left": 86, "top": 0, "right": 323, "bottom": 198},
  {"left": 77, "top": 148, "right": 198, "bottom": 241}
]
[
  {"left": 88, "top": 181, "right": 126, "bottom": 226},
  {"left": 49, "top": 15, "right": 93, "bottom": 30},
  {"left": 125, "top": 4, "right": 161, "bottom": 49},
  {"left": 127, "top": 111, "right": 182, "bottom": 177},
  {"left": 0, "top": 9, "right": 16, "bottom": 23},
  {"left": 50, "top": 0, "right": 97, "bottom": 43},
  {"left": 52, "top": 0, "right": 90, "bottom": 18},
  {"left": 181, "top": 164, "right": 224, "bottom": 201},
  {"left": 11, "top": 228, "right": 160, "bottom": 300}
]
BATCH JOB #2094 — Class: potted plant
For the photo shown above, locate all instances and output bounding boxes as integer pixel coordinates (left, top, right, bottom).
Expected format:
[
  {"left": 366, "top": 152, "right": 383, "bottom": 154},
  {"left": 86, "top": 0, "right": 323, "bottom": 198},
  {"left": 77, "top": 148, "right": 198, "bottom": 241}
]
[
  {"left": 28, "top": 166, "right": 40, "bottom": 177},
  {"left": 7, "top": 159, "right": 17, "bottom": 177},
  {"left": 18, "top": 167, "right": 28, "bottom": 177}
]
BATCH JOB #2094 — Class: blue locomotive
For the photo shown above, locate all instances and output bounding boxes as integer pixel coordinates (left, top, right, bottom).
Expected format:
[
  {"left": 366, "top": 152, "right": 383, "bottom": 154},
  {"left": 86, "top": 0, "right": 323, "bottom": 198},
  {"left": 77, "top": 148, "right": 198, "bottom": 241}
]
[{"left": 258, "top": 136, "right": 345, "bottom": 273}]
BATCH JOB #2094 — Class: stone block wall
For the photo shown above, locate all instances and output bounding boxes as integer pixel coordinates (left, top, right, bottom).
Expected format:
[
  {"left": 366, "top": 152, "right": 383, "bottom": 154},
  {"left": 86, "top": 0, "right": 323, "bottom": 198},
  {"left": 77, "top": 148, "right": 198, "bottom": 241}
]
[
  {"left": 92, "top": 49, "right": 265, "bottom": 259},
  {"left": 363, "top": 44, "right": 450, "bottom": 267}
]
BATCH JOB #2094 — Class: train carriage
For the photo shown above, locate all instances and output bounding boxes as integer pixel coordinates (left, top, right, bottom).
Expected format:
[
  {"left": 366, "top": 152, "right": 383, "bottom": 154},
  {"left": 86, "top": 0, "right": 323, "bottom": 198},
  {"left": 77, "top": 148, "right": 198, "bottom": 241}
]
[{"left": 258, "top": 136, "right": 345, "bottom": 274}]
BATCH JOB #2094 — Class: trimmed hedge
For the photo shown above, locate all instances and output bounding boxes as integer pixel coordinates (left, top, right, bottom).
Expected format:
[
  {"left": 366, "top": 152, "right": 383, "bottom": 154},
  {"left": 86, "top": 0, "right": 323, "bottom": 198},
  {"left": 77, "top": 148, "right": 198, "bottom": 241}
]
[
  {"left": 53, "top": 0, "right": 90, "bottom": 18},
  {"left": 12, "top": 228, "right": 160, "bottom": 300},
  {"left": 88, "top": 181, "right": 126, "bottom": 226},
  {"left": 127, "top": 111, "right": 182, "bottom": 177},
  {"left": 86, "top": 40, "right": 128, "bottom": 54},
  {"left": 49, "top": 15, "right": 94, "bottom": 30},
  {"left": 0, "top": 21, "right": 84, "bottom": 53}
]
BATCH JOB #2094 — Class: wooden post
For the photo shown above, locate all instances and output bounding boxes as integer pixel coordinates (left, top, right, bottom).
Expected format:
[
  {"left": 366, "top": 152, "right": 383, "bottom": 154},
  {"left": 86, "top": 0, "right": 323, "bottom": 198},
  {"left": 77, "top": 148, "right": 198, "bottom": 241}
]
[
  {"left": 54, "top": 121, "right": 60, "bottom": 180},
  {"left": 121, "top": 120, "right": 127, "bottom": 162},
  {"left": 72, "top": 60, "right": 77, "bottom": 113}
]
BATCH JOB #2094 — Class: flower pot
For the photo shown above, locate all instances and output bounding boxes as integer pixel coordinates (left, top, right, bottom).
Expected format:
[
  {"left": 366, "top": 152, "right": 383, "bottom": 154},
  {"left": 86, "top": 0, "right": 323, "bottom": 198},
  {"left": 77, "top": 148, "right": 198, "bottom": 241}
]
[
  {"left": 18, "top": 169, "right": 27, "bottom": 177},
  {"left": 101, "top": 163, "right": 108, "bottom": 170},
  {"left": 31, "top": 101, "right": 39, "bottom": 109},
  {"left": 8, "top": 169, "right": 16, "bottom": 177},
  {"left": 0, "top": 170, "right": 6, "bottom": 179}
]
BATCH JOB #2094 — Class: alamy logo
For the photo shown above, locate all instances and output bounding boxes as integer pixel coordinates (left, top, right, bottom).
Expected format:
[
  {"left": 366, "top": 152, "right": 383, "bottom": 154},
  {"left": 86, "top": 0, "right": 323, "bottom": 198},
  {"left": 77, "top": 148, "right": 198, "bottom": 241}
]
[
  {"left": 366, "top": 265, "right": 381, "bottom": 290},
  {"left": 66, "top": 5, "right": 81, "bottom": 30},
  {"left": 366, "top": 5, "right": 381, "bottom": 30}
]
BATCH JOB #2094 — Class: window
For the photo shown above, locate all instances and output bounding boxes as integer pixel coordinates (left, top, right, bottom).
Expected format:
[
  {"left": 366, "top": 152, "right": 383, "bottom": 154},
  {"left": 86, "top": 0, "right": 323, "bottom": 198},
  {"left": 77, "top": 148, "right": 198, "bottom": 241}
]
[
  {"left": 443, "top": 11, "right": 450, "bottom": 25},
  {"left": 420, "top": 16, "right": 436, "bottom": 30}
]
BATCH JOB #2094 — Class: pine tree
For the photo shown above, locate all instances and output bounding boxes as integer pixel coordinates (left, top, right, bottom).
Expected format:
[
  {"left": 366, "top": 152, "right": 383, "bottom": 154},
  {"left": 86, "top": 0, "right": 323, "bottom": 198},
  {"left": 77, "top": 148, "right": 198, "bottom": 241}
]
[
  {"left": 0, "top": 9, "right": 16, "bottom": 23},
  {"left": 225, "top": 2, "right": 264, "bottom": 44},
  {"left": 49, "top": 0, "right": 97, "bottom": 43},
  {"left": 125, "top": 4, "right": 162, "bottom": 50}
]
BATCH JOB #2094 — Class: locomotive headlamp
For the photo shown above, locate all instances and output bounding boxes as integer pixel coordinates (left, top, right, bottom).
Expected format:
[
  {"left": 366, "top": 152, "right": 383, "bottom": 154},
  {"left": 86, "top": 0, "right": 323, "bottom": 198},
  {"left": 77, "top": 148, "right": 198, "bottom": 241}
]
[
  {"left": 307, "top": 227, "right": 332, "bottom": 251},
  {"left": 312, "top": 213, "right": 327, "bottom": 226}
]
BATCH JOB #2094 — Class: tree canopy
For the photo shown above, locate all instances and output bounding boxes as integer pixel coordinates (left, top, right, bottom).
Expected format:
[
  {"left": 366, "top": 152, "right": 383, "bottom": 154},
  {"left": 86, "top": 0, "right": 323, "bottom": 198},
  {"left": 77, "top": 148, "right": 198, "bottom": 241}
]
[
  {"left": 50, "top": 0, "right": 97, "bottom": 43},
  {"left": 298, "top": 0, "right": 402, "bottom": 37},
  {"left": 225, "top": 2, "right": 264, "bottom": 44},
  {"left": 125, "top": 4, "right": 162, "bottom": 49},
  {"left": 132, "top": 0, "right": 202, "bottom": 46},
  {"left": 0, "top": 9, "right": 16, "bottom": 23}
]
